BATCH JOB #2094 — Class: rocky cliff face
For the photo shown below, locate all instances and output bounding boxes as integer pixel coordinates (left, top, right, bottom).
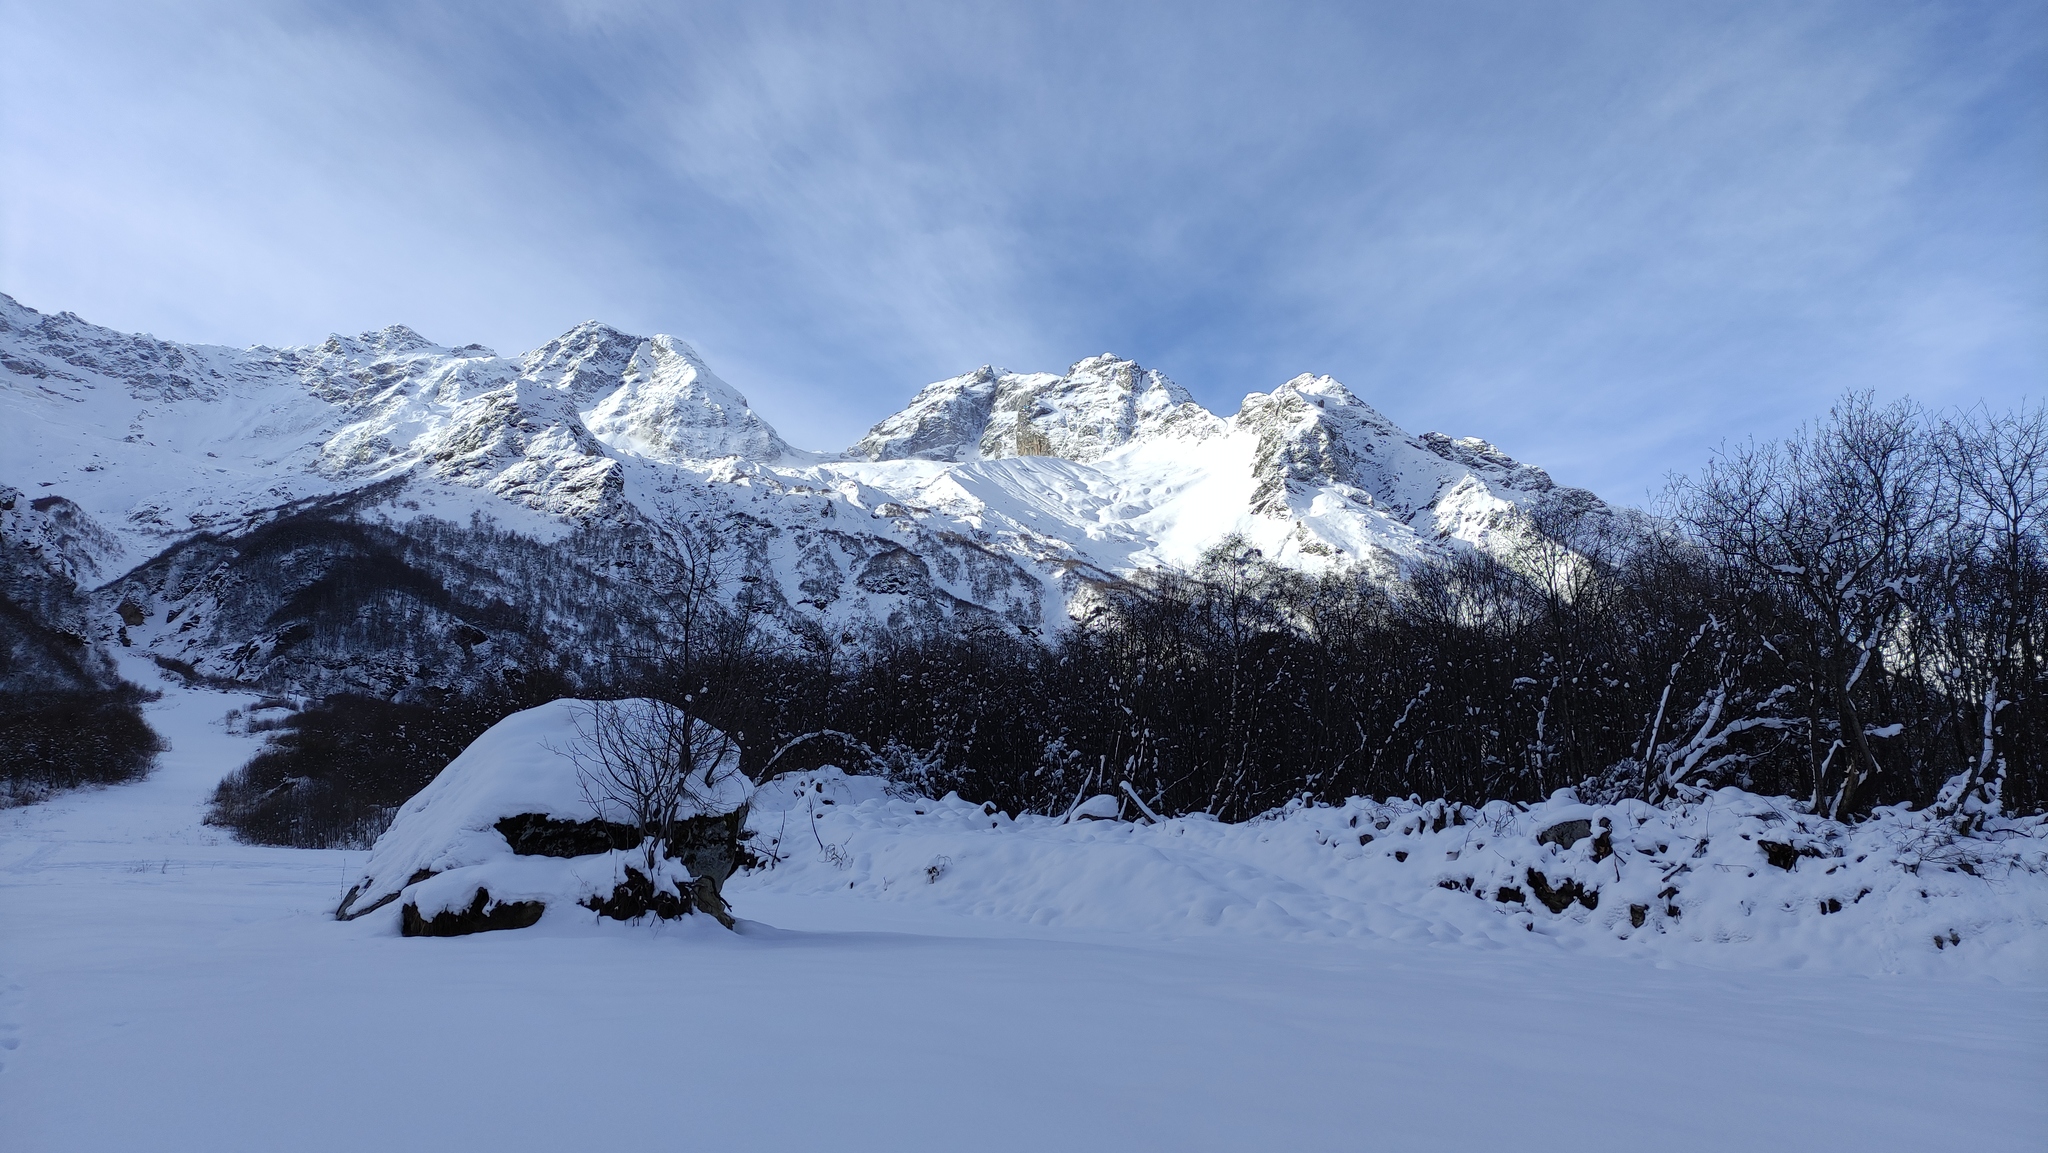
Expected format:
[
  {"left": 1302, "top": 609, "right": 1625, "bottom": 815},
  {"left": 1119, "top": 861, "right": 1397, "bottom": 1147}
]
[
  {"left": 1, "top": 292, "right": 1605, "bottom": 698},
  {"left": 974, "top": 354, "right": 1209, "bottom": 462},
  {"left": 849, "top": 366, "right": 1001, "bottom": 462},
  {"left": 1228, "top": 372, "right": 1579, "bottom": 549},
  {"left": 584, "top": 335, "right": 791, "bottom": 466},
  {"left": 849, "top": 355, "right": 1214, "bottom": 464},
  {"left": 845, "top": 357, "right": 1594, "bottom": 573}
]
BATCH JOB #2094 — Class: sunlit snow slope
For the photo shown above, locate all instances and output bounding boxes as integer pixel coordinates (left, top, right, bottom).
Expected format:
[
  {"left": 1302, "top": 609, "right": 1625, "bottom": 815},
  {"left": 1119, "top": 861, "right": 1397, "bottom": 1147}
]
[
  {"left": 2, "top": 293, "right": 1597, "bottom": 581},
  {"left": 2, "top": 293, "right": 1607, "bottom": 692}
]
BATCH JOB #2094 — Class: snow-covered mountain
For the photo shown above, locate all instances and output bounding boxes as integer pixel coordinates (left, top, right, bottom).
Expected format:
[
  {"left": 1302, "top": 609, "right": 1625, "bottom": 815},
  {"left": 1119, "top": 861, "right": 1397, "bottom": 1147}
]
[{"left": 0, "top": 294, "right": 1599, "bottom": 695}]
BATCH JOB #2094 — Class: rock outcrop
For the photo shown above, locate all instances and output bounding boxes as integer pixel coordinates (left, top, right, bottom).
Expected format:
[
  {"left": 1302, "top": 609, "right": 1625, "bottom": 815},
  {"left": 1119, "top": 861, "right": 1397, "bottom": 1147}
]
[{"left": 333, "top": 699, "right": 753, "bottom": 936}]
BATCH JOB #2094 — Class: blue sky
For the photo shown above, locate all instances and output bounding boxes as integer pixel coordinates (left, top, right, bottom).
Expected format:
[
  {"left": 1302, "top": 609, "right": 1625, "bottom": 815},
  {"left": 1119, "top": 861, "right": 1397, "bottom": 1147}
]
[{"left": 3, "top": 1, "right": 2041, "bottom": 503}]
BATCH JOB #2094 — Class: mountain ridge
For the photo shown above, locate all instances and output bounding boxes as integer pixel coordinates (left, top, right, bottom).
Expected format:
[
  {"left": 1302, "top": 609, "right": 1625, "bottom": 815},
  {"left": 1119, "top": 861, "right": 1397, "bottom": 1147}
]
[{"left": 1, "top": 292, "right": 1607, "bottom": 697}]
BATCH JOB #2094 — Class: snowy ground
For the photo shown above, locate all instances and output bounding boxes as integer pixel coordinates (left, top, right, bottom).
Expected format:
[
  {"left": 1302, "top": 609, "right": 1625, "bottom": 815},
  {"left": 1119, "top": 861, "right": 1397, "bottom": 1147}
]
[{"left": 2, "top": 668, "right": 2043, "bottom": 1152}]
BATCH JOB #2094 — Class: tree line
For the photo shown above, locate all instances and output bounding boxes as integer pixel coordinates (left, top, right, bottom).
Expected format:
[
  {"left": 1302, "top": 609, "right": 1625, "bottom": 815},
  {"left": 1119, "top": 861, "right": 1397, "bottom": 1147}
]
[
  {"left": 0, "top": 489, "right": 164, "bottom": 806},
  {"left": 213, "top": 392, "right": 2043, "bottom": 846},
  {"left": 767, "top": 392, "right": 2045, "bottom": 824}
]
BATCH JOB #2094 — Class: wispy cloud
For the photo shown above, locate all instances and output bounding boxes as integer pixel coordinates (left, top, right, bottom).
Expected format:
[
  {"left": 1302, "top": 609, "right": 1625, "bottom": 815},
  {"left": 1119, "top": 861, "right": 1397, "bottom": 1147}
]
[{"left": 3, "top": 0, "right": 2039, "bottom": 497}]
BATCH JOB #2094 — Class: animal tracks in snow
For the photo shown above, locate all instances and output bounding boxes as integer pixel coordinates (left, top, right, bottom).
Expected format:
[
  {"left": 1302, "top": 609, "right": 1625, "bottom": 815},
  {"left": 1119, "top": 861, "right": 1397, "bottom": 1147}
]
[{"left": 0, "top": 982, "right": 25, "bottom": 1073}]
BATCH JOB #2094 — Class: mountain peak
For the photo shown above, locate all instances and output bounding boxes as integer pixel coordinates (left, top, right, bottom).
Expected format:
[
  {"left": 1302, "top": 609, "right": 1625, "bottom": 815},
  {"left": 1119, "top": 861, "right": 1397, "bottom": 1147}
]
[
  {"left": 582, "top": 333, "right": 789, "bottom": 464},
  {"left": 361, "top": 324, "right": 436, "bottom": 353},
  {"left": 975, "top": 354, "right": 1200, "bottom": 461},
  {"left": 0, "top": 292, "right": 35, "bottom": 331},
  {"left": 1417, "top": 432, "right": 1554, "bottom": 491},
  {"left": 849, "top": 365, "right": 1002, "bottom": 462},
  {"left": 854, "top": 354, "right": 1205, "bottom": 464},
  {"left": 520, "top": 321, "right": 647, "bottom": 402},
  {"left": 312, "top": 324, "right": 443, "bottom": 360}
]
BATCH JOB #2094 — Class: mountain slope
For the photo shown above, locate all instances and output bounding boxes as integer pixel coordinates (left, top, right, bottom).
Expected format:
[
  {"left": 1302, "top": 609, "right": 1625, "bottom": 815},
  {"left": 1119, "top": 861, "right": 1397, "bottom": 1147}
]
[{"left": 1, "top": 293, "right": 1602, "bottom": 696}]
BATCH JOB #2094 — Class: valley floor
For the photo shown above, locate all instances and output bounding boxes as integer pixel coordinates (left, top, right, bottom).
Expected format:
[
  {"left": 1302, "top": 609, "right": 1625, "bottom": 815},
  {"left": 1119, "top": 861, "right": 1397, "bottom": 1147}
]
[{"left": 0, "top": 667, "right": 2041, "bottom": 1152}]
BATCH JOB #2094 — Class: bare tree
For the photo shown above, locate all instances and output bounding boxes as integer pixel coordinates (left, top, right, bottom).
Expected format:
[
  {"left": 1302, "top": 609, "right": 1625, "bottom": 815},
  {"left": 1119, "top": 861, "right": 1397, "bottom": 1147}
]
[
  {"left": 567, "top": 525, "right": 765, "bottom": 921},
  {"left": 1926, "top": 402, "right": 2048, "bottom": 827},
  {"left": 1678, "top": 393, "right": 1939, "bottom": 817},
  {"left": 630, "top": 524, "right": 769, "bottom": 714},
  {"left": 576, "top": 524, "right": 897, "bottom": 888},
  {"left": 572, "top": 697, "right": 745, "bottom": 873}
]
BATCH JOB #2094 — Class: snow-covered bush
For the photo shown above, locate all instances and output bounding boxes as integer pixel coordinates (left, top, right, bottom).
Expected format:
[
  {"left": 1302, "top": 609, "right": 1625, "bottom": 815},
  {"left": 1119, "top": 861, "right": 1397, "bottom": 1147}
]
[
  {"left": 0, "top": 685, "right": 163, "bottom": 807},
  {"left": 1325, "top": 788, "right": 2048, "bottom": 956},
  {"left": 734, "top": 773, "right": 2047, "bottom": 976},
  {"left": 333, "top": 699, "right": 752, "bottom": 935}
]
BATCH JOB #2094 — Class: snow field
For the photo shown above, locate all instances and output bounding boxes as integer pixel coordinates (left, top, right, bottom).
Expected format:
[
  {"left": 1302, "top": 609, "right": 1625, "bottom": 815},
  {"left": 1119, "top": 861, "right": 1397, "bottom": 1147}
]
[{"left": 1, "top": 667, "right": 2042, "bottom": 1152}]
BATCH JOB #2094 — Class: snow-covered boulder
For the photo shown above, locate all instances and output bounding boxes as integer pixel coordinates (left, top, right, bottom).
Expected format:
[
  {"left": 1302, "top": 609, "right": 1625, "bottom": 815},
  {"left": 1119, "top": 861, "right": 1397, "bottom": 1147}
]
[{"left": 333, "top": 698, "right": 754, "bottom": 935}]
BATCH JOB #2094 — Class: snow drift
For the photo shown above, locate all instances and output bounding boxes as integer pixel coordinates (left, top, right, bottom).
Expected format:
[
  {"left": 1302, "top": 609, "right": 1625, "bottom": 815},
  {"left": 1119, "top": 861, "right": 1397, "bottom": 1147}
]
[
  {"left": 736, "top": 770, "right": 2048, "bottom": 979},
  {"left": 334, "top": 713, "right": 2048, "bottom": 973}
]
